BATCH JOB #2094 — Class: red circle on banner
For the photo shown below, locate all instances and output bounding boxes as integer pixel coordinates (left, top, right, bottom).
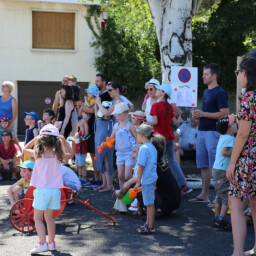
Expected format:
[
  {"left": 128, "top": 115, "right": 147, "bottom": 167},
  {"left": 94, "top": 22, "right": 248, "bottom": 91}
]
[
  {"left": 178, "top": 69, "right": 191, "bottom": 83},
  {"left": 45, "top": 98, "right": 51, "bottom": 104}
]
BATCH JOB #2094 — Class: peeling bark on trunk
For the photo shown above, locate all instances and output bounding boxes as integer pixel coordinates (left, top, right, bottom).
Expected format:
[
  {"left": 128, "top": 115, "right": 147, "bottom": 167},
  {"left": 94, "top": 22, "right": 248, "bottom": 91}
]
[{"left": 147, "top": 0, "right": 202, "bottom": 83}]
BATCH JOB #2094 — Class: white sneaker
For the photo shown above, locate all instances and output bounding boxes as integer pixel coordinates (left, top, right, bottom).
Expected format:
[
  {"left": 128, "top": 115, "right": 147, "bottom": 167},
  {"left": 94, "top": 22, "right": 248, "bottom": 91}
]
[
  {"left": 30, "top": 242, "right": 48, "bottom": 254},
  {"left": 68, "top": 137, "right": 80, "bottom": 144},
  {"left": 48, "top": 241, "right": 56, "bottom": 251}
]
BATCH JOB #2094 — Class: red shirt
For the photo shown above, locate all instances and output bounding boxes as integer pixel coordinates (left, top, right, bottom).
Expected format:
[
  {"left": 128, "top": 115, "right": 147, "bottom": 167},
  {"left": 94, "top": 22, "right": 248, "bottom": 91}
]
[
  {"left": 150, "top": 101, "right": 175, "bottom": 140},
  {"left": 0, "top": 142, "right": 19, "bottom": 159},
  {"left": 75, "top": 131, "right": 87, "bottom": 155}
]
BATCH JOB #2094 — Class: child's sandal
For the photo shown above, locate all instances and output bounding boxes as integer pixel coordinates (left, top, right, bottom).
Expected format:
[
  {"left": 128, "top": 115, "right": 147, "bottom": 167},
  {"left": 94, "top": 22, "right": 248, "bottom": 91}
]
[{"left": 137, "top": 226, "right": 156, "bottom": 234}]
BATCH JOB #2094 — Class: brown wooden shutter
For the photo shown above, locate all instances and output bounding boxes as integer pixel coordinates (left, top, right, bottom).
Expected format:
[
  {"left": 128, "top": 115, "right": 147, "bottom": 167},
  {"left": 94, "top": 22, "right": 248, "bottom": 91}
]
[{"left": 32, "top": 11, "right": 75, "bottom": 49}]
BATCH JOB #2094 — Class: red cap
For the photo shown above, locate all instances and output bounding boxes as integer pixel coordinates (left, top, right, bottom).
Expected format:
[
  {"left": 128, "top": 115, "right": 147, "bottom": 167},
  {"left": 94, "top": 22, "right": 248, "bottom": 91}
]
[{"left": 0, "top": 116, "right": 9, "bottom": 122}]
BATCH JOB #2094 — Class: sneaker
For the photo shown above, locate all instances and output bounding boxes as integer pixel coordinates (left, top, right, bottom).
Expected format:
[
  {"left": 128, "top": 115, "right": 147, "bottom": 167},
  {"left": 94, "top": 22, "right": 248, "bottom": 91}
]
[
  {"left": 83, "top": 178, "right": 96, "bottom": 187},
  {"left": 91, "top": 180, "right": 103, "bottom": 189},
  {"left": 48, "top": 241, "right": 56, "bottom": 251},
  {"left": 80, "top": 177, "right": 87, "bottom": 186},
  {"left": 212, "top": 218, "right": 232, "bottom": 231},
  {"left": 181, "top": 185, "right": 193, "bottom": 195},
  {"left": 69, "top": 137, "right": 80, "bottom": 144},
  {"left": 11, "top": 175, "right": 17, "bottom": 181},
  {"left": 30, "top": 242, "right": 48, "bottom": 254},
  {"left": 0, "top": 175, "right": 3, "bottom": 181}
]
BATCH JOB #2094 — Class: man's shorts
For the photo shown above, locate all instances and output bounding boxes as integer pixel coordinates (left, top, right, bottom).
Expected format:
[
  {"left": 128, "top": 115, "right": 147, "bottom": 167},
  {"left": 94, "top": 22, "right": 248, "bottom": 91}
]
[
  {"left": 142, "top": 183, "right": 156, "bottom": 206},
  {"left": 75, "top": 154, "right": 87, "bottom": 167},
  {"left": 33, "top": 188, "right": 61, "bottom": 211},
  {"left": 212, "top": 168, "right": 229, "bottom": 206},
  {"left": 116, "top": 151, "right": 136, "bottom": 166},
  {"left": 196, "top": 130, "right": 219, "bottom": 170}
]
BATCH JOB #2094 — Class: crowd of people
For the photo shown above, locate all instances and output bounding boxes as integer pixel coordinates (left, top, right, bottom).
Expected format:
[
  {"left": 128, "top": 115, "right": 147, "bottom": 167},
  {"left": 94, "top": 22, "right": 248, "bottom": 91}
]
[{"left": 1, "top": 49, "right": 256, "bottom": 255}]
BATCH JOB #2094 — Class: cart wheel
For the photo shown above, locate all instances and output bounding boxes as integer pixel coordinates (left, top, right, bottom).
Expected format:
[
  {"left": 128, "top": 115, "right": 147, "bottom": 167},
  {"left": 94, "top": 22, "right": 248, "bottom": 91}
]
[{"left": 10, "top": 199, "right": 35, "bottom": 233}]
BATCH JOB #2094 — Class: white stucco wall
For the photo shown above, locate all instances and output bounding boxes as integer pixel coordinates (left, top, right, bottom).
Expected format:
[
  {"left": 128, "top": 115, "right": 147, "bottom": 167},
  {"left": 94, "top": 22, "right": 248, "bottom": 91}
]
[{"left": 0, "top": 0, "right": 98, "bottom": 99}]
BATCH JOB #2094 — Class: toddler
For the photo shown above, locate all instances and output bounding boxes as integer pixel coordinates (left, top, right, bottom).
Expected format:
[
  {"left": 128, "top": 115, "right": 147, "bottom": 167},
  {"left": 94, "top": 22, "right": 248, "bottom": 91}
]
[
  {"left": 134, "top": 124, "right": 157, "bottom": 234},
  {"left": 110, "top": 102, "right": 137, "bottom": 190},
  {"left": 23, "top": 124, "right": 74, "bottom": 253},
  {"left": 130, "top": 110, "right": 146, "bottom": 128},
  {"left": 79, "top": 85, "right": 99, "bottom": 141},
  {"left": 212, "top": 115, "right": 237, "bottom": 231},
  {"left": 7, "top": 160, "right": 34, "bottom": 206}
]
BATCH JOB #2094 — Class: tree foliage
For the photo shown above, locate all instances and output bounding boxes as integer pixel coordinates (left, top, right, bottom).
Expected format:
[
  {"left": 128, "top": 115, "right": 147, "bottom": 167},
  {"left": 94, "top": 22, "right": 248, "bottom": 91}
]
[
  {"left": 85, "top": 1, "right": 161, "bottom": 98},
  {"left": 193, "top": 0, "right": 256, "bottom": 94}
]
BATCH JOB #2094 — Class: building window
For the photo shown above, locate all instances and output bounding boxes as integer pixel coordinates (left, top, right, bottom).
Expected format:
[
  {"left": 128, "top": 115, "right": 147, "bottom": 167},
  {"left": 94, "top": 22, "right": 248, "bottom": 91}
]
[{"left": 32, "top": 11, "right": 75, "bottom": 50}]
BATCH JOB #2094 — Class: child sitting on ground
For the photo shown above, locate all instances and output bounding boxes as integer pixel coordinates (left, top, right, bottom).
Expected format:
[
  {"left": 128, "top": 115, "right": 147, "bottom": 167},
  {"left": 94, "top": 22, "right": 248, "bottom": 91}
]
[
  {"left": 134, "top": 124, "right": 157, "bottom": 234},
  {"left": 7, "top": 160, "right": 34, "bottom": 206},
  {"left": 38, "top": 108, "right": 55, "bottom": 131},
  {"left": 24, "top": 112, "right": 39, "bottom": 161},
  {"left": 212, "top": 115, "right": 237, "bottom": 231},
  {"left": 79, "top": 85, "right": 99, "bottom": 141}
]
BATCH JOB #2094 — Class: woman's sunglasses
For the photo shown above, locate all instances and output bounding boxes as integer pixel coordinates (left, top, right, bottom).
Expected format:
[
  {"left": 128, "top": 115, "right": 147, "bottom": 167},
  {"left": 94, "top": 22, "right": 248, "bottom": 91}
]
[{"left": 146, "top": 88, "right": 154, "bottom": 92}]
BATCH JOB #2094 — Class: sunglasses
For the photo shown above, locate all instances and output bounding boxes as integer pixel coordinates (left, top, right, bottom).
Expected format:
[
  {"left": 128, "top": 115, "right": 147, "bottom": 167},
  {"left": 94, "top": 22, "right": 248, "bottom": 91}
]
[
  {"left": 108, "top": 89, "right": 114, "bottom": 92},
  {"left": 146, "top": 88, "right": 154, "bottom": 92},
  {"left": 24, "top": 118, "right": 34, "bottom": 121},
  {"left": 234, "top": 70, "right": 243, "bottom": 76},
  {"left": 2, "top": 133, "right": 10, "bottom": 136}
]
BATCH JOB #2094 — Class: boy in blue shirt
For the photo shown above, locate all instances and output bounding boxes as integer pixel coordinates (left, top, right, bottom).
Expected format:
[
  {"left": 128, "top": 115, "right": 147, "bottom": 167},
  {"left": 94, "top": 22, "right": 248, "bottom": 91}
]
[
  {"left": 212, "top": 115, "right": 237, "bottom": 231},
  {"left": 134, "top": 124, "right": 157, "bottom": 234}
]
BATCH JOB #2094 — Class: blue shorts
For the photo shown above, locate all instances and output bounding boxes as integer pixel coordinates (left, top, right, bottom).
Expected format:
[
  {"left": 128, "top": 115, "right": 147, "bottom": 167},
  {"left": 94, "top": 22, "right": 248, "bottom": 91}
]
[
  {"left": 196, "top": 130, "right": 220, "bottom": 170},
  {"left": 33, "top": 188, "right": 61, "bottom": 211},
  {"left": 142, "top": 183, "right": 155, "bottom": 206},
  {"left": 75, "top": 154, "right": 87, "bottom": 167},
  {"left": 116, "top": 151, "right": 136, "bottom": 166}
]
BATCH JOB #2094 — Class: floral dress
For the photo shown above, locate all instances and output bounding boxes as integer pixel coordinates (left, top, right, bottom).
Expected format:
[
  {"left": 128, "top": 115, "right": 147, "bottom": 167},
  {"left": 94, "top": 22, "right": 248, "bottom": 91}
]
[{"left": 229, "top": 91, "right": 256, "bottom": 201}]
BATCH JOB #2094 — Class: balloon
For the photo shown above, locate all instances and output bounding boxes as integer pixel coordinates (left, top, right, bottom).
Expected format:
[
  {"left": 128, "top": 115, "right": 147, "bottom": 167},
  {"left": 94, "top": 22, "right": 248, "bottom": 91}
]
[{"left": 106, "top": 137, "right": 111, "bottom": 142}]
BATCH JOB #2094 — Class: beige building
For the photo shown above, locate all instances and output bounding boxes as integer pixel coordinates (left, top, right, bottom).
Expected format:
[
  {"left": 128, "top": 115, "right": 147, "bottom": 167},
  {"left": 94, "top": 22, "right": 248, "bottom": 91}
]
[{"left": 0, "top": 0, "right": 100, "bottom": 134}]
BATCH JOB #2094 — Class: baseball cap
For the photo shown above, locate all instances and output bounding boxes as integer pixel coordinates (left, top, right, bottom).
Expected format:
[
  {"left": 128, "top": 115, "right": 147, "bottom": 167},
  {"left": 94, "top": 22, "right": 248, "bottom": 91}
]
[
  {"left": 112, "top": 102, "right": 129, "bottom": 115},
  {"left": 145, "top": 78, "right": 160, "bottom": 88},
  {"left": 17, "top": 160, "right": 35, "bottom": 170},
  {"left": 0, "top": 116, "right": 9, "bottom": 122},
  {"left": 24, "top": 112, "right": 39, "bottom": 122},
  {"left": 130, "top": 111, "right": 146, "bottom": 122},
  {"left": 85, "top": 85, "right": 99, "bottom": 97},
  {"left": 136, "top": 124, "right": 154, "bottom": 137},
  {"left": 40, "top": 123, "right": 59, "bottom": 137},
  {"left": 155, "top": 84, "right": 172, "bottom": 97}
]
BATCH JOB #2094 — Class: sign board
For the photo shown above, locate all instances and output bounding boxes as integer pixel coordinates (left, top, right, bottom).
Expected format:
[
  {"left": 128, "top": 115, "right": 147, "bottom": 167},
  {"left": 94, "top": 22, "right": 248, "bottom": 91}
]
[
  {"left": 170, "top": 66, "right": 198, "bottom": 107},
  {"left": 45, "top": 98, "right": 51, "bottom": 104}
]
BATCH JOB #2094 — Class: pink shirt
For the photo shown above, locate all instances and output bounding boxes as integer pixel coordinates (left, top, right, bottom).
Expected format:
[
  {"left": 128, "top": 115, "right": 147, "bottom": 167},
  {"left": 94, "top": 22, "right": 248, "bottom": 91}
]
[{"left": 30, "top": 154, "right": 63, "bottom": 189}]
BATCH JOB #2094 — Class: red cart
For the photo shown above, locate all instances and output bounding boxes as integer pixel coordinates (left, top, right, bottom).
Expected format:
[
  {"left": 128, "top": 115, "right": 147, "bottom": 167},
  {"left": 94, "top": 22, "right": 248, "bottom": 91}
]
[{"left": 9, "top": 186, "right": 115, "bottom": 233}]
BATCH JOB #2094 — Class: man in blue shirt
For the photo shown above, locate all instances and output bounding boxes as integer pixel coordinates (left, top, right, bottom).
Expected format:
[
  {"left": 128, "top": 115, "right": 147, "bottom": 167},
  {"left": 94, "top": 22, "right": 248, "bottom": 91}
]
[{"left": 190, "top": 63, "right": 229, "bottom": 203}]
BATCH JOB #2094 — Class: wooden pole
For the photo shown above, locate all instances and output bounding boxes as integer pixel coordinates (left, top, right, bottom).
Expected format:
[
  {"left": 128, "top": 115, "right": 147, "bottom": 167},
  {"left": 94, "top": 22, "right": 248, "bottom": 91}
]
[{"left": 236, "top": 56, "right": 243, "bottom": 113}]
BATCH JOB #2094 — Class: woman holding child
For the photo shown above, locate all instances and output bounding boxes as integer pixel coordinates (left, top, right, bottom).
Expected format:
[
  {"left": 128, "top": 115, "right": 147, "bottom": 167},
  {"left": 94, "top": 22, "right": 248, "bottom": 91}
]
[
  {"left": 226, "top": 57, "right": 256, "bottom": 256},
  {"left": 56, "top": 85, "right": 74, "bottom": 138}
]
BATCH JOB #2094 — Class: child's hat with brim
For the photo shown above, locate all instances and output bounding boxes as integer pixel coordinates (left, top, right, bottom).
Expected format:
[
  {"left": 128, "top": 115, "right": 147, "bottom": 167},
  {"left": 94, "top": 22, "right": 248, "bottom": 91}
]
[{"left": 40, "top": 124, "right": 59, "bottom": 137}]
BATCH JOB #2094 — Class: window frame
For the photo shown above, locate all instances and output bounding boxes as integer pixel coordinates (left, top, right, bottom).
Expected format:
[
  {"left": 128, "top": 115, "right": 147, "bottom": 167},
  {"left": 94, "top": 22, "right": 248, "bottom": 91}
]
[{"left": 30, "top": 8, "right": 78, "bottom": 52}]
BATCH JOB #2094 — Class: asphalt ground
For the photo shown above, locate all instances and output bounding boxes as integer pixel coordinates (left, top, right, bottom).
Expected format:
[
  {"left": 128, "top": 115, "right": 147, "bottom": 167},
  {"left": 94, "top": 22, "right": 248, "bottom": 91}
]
[{"left": 0, "top": 161, "right": 254, "bottom": 256}]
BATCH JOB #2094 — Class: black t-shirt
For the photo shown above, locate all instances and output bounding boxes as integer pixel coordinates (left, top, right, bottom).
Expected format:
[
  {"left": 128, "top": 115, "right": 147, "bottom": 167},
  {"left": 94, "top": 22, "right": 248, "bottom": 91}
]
[
  {"left": 199, "top": 86, "right": 228, "bottom": 131},
  {"left": 100, "top": 90, "right": 112, "bottom": 102}
]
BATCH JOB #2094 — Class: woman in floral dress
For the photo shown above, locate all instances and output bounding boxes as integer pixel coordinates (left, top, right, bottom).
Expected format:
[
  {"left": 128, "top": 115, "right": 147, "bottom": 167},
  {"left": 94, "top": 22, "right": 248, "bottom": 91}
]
[{"left": 226, "top": 57, "right": 256, "bottom": 256}]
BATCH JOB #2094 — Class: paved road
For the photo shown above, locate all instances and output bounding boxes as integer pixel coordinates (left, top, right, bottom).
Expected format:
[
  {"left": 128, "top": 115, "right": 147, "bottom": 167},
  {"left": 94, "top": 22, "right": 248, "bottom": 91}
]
[{"left": 0, "top": 165, "right": 254, "bottom": 256}]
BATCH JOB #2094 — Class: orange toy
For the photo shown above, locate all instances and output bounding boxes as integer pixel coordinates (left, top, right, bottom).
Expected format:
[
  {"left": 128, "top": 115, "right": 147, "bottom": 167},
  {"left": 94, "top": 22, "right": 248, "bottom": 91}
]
[{"left": 94, "top": 137, "right": 115, "bottom": 160}]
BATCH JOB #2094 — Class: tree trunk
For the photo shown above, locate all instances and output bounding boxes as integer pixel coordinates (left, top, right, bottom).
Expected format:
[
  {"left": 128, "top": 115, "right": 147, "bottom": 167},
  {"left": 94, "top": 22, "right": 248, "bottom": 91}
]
[{"left": 147, "top": 0, "right": 202, "bottom": 83}]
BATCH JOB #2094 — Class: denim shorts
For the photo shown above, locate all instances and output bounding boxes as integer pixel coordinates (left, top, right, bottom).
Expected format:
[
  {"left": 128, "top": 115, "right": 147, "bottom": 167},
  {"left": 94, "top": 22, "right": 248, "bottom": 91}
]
[
  {"left": 142, "top": 183, "right": 155, "bottom": 206},
  {"left": 196, "top": 130, "right": 220, "bottom": 170},
  {"left": 75, "top": 154, "right": 87, "bottom": 167},
  {"left": 116, "top": 151, "right": 136, "bottom": 166},
  {"left": 33, "top": 188, "right": 61, "bottom": 211}
]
